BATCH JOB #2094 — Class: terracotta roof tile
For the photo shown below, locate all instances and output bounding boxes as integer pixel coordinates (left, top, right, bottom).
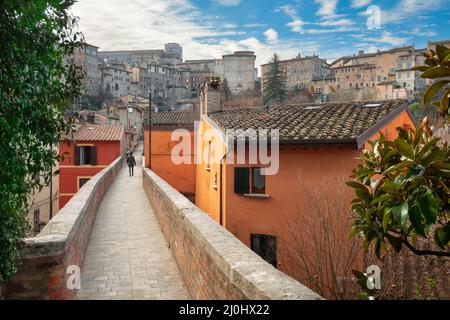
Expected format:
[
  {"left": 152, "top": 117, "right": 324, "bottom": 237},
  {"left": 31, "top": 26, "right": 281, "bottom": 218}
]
[
  {"left": 150, "top": 111, "right": 199, "bottom": 126},
  {"left": 208, "top": 100, "right": 407, "bottom": 144},
  {"left": 72, "top": 125, "right": 125, "bottom": 141}
]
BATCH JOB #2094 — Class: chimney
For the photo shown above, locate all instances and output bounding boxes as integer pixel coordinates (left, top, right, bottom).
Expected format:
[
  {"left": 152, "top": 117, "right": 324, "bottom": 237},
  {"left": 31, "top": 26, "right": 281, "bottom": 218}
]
[
  {"left": 200, "top": 77, "right": 222, "bottom": 116},
  {"left": 359, "top": 50, "right": 364, "bottom": 56}
]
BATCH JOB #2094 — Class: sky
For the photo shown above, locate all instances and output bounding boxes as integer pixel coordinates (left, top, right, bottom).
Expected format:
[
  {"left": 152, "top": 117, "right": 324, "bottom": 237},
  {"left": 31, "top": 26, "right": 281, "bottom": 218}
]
[{"left": 70, "top": 0, "right": 450, "bottom": 72}]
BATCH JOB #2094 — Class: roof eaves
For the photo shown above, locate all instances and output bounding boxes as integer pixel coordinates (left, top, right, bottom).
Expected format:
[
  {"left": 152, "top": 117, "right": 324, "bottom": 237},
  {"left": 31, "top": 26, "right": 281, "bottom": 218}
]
[
  {"left": 203, "top": 115, "right": 228, "bottom": 146},
  {"left": 355, "top": 102, "right": 408, "bottom": 149}
]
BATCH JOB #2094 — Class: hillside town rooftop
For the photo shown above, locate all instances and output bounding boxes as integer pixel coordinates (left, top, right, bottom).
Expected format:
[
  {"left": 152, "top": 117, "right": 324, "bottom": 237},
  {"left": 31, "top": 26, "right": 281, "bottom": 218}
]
[
  {"left": 207, "top": 100, "right": 410, "bottom": 148},
  {"left": 69, "top": 124, "right": 125, "bottom": 141}
]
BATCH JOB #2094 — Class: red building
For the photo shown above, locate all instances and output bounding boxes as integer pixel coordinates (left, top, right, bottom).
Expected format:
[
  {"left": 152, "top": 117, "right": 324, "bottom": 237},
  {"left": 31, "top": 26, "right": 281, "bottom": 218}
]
[{"left": 59, "top": 125, "right": 125, "bottom": 208}]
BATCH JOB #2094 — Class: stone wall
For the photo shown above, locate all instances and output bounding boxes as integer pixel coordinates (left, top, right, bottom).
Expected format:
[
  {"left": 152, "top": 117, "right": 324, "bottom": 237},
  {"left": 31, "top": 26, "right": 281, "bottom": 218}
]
[
  {"left": 5, "top": 157, "right": 123, "bottom": 300},
  {"left": 142, "top": 168, "right": 323, "bottom": 300}
]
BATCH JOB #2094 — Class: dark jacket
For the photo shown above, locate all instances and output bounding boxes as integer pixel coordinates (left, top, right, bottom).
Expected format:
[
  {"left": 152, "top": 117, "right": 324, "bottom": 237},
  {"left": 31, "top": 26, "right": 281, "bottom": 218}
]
[{"left": 127, "top": 155, "right": 136, "bottom": 167}]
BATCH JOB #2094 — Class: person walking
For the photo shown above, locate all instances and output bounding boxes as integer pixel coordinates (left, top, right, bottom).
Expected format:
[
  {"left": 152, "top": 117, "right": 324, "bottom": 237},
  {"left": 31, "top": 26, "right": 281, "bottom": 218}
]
[{"left": 127, "top": 151, "right": 136, "bottom": 176}]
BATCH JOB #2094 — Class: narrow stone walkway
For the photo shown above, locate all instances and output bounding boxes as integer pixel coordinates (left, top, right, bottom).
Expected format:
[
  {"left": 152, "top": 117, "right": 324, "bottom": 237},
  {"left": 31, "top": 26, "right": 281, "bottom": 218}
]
[{"left": 76, "top": 144, "right": 189, "bottom": 300}]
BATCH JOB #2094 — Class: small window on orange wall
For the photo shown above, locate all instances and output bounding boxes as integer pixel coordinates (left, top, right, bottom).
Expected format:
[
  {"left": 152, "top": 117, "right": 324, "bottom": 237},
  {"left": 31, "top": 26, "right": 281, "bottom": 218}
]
[{"left": 251, "top": 168, "right": 265, "bottom": 194}]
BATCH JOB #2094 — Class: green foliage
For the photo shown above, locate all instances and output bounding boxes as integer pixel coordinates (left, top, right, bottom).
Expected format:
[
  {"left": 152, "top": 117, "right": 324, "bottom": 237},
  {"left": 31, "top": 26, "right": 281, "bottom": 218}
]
[
  {"left": 412, "top": 45, "right": 450, "bottom": 120},
  {"left": 352, "top": 269, "right": 377, "bottom": 300},
  {"left": 347, "top": 118, "right": 450, "bottom": 258},
  {"left": 0, "top": 0, "right": 84, "bottom": 282},
  {"left": 263, "top": 53, "right": 287, "bottom": 105},
  {"left": 221, "top": 78, "right": 232, "bottom": 101}
]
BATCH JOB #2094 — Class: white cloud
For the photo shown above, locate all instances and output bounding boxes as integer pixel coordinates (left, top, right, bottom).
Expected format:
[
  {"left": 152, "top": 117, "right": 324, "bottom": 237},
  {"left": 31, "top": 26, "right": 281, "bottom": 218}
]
[
  {"left": 277, "top": 3, "right": 356, "bottom": 34},
  {"left": 316, "top": 18, "right": 354, "bottom": 26},
  {"left": 287, "top": 19, "right": 306, "bottom": 33},
  {"left": 351, "top": 0, "right": 372, "bottom": 8},
  {"left": 380, "top": 0, "right": 442, "bottom": 25},
  {"left": 243, "top": 23, "right": 266, "bottom": 28},
  {"left": 263, "top": 28, "right": 278, "bottom": 43},
  {"left": 275, "top": 5, "right": 298, "bottom": 19},
  {"left": 376, "top": 31, "right": 407, "bottom": 46},
  {"left": 215, "top": 0, "right": 241, "bottom": 7},
  {"left": 70, "top": 0, "right": 319, "bottom": 74},
  {"left": 315, "top": 0, "right": 338, "bottom": 18}
]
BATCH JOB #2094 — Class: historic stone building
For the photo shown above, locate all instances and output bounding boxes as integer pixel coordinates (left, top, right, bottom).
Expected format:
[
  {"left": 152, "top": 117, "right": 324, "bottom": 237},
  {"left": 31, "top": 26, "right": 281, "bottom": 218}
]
[
  {"left": 70, "top": 43, "right": 101, "bottom": 96},
  {"left": 261, "top": 54, "right": 333, "bottom": 95},
  {"left": 223, "top": 51, "right": 257, "bottom": 94},
  {"left": 99, "top": 62, "right": 134, "bottom": 99},
  {"left": 99, "top": 43, "right": 183, "bottom": 67},
  {"left": 312, "top": 45, "right": 433, "bottom": 102}
]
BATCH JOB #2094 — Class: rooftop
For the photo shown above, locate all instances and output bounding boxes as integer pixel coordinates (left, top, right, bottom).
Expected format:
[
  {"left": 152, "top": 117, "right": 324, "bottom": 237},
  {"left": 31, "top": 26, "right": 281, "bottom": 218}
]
[
  {"left": 208, "top": 100, "right": 408, "bottom": 147},
  {"left": 70, "top": 125, "right": 125, "bottom": 141},
  {"left": 149, "top": 111, "right": 199, "bottom": 127}
]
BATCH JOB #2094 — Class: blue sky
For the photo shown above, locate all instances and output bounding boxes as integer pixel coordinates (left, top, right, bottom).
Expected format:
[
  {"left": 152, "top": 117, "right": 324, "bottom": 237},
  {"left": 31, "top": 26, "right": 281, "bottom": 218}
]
[{"left": 71, "top": 0, "right": 450, "bottom": 70}]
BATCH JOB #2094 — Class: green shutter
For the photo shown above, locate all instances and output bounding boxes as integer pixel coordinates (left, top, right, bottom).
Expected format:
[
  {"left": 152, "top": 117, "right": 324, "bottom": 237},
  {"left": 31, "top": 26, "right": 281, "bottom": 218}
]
[
  {"left": 234, "top": 167, "right": 250, "bottom": 194},
  {"left": 74, "top": 146, "right": 80, "bottom": 165}
]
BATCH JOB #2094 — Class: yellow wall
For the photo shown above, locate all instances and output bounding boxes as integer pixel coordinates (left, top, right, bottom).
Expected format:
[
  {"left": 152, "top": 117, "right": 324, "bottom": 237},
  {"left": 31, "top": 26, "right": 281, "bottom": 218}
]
[{"left": 195, "top": 119, "right": 227, "bottom": 224}]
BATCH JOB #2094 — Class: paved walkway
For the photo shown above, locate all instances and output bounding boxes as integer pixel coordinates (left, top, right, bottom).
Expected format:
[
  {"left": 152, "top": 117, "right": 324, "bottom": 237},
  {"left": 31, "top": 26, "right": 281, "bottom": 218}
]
[{"left": 76, "top": 144, "right": 189, "bottom": 300}]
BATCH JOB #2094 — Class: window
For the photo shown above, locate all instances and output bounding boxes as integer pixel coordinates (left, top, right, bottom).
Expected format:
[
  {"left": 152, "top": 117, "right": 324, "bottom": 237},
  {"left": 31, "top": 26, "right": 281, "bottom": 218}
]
[
  {"left": 251, "top": 234, "right": 277, "bottom": 267},
  {"left": 234, "top": 167, "right": 266, "bottom": 195},
  {"left": 251, "top": 168, "right": 265, "bottom": 194},
  {"left": 33, "top": 209, "right": 40, "bottom": 224},
  {"left": 206, "top": 141, "right": 211, "bottom": 170},
  {"left": 74, "top": 146, "right": 97, "bottom": 165},
  {"left": 78, "top": 178, "right": 90, "bottom": 189}
]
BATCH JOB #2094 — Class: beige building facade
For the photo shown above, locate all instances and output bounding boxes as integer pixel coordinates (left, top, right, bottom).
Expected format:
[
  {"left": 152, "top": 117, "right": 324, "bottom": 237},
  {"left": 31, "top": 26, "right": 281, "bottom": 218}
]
[
  {"left": 311, "top": 45, "right": 434, "bottom": 102},
  {"left": 261, "top": 55, "right": 333, "bottom": 94},
  {"left": 70, "top": 43, "right": 101, "bottom": 96},
  {"left": 223, "top": 51, "right": 257, "bottom": 94}
]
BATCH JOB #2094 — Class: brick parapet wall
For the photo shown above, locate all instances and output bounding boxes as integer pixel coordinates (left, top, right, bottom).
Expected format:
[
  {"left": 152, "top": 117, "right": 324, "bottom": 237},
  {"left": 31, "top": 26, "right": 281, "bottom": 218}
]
[
  {"left": 5, "top": 157, "right": 123, "bottom": 300},
  {"left": 142, "top": 168, "right": 323, "bottom": 300}
]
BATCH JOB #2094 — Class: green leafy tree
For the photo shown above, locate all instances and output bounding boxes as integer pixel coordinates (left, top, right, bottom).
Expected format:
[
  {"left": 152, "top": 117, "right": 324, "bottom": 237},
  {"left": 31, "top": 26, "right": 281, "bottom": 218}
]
[
  {"left": 0, "top": 0, "right": 84, "bottom": 282},
  {"left": 347, "top": 45, "right": 450, "bottom": 262},
  {"left": 263, "top": 53, "right": 287, "bottom": 105},
  {"left": 221, "top": 78, "right": 232, "bottom": 101}
]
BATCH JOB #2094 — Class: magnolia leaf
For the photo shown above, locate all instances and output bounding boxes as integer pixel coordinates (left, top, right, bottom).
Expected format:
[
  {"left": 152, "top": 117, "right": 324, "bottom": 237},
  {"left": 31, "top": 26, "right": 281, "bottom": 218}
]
[
  {"left": 395, "top": 139, "right": 415, "bottom": 160},
  {"left": 423, "top": 80, "right": 450, "bottom": 105},
  {"left": 435, "top": 227, "right": 450, "bottom": 248},
  {"left": 386, "top": 234, "right": 403, "bottom": 253},
  {"left": 393, "top": 202, "right": 409, "bottom": 231},
  {"left": 421, "top": 67, "right": 450, "bottom": 79},
  {"left": 409, "top": 206, "right": 426, "bottom": 237},
  {"left": 411, "top": 66, "right": 430, "bottom": 72},
  {"left": 436, "top": 45, "right": 450, "bottom": 61}
]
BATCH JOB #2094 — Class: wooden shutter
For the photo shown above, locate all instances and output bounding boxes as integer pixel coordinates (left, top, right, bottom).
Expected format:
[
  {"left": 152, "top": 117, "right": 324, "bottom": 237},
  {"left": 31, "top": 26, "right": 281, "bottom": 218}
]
[
  {"left": 90, "top": 146, "right": 97, "bottom": 165},
  {"left": 74, "top": 146, "right": 81, "bottom": 165},
  {"left": 234, "top": 167, "right": 249, "bottom": 194}
]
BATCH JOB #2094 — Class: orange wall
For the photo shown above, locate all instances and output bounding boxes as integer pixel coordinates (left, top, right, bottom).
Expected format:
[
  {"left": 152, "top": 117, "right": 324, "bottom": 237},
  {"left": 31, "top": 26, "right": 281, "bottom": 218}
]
[
  {"left": 369, "top": 109, "right": 415, "bottom": 141},
  {"left": 195, "top": 109, "right": 416, "bottom": 296},
  {"left": 144, "top": 128, "right": 196, "bottom": 195},
  {"left": 59, "top": 140, "right": 122, "bottom": 208}
]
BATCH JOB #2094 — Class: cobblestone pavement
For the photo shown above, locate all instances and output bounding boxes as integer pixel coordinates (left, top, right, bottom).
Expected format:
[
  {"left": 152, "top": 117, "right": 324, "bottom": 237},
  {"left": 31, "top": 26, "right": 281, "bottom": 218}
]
[{"left": 76, "top": 145, "right": 189, "bottom": 300}]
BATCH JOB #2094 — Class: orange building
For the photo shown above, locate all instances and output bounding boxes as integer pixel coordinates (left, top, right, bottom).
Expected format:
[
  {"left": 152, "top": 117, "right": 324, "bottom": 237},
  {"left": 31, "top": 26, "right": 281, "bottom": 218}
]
[
  {"left": 59, "top": 125, "right": 125, "bottom": 208},
  {"left": 194, "top": 83, "right": 415, "bottom": 296},
  {"left": 144, "top": 111, "right": 198, "bottom": 200}
]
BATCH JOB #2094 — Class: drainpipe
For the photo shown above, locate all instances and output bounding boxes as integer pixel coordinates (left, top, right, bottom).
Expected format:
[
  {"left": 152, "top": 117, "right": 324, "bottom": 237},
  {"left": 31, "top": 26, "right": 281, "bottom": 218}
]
[
  {"left": 219, "top": 155, "right": 226, "bottom": 226},
  {"left": 49, "top": 161, "right": 53, "bottom": 220},
  {"left": 148, "top": 91, "right": 152, "bottom": 170}
]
